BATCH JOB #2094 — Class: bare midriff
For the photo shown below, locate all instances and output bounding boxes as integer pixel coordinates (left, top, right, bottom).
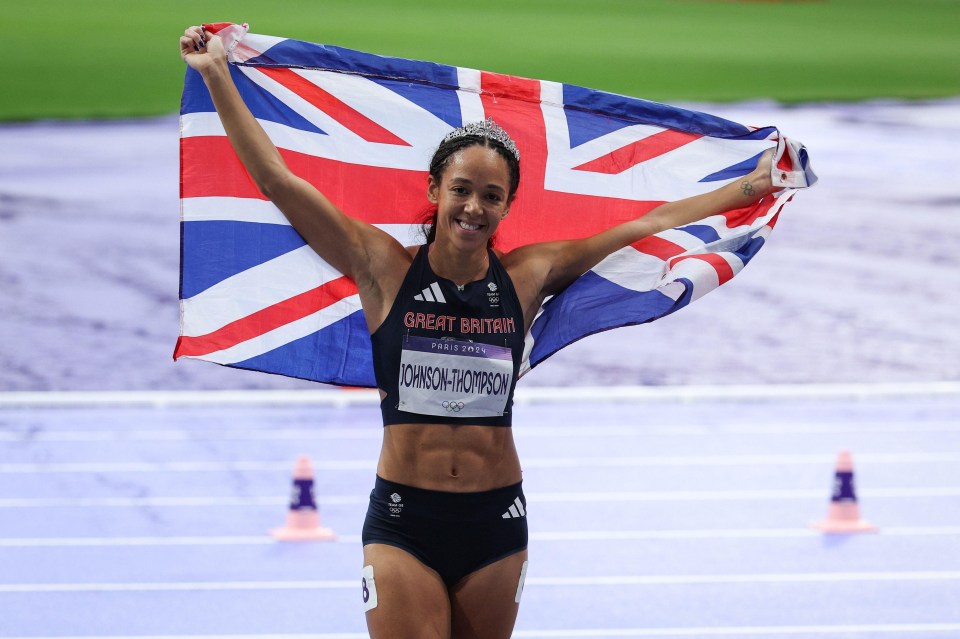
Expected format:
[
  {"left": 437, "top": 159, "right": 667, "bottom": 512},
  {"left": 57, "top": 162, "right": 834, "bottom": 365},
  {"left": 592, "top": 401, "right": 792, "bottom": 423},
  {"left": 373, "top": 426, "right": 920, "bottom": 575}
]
[{"left": 378, "top": 423, "right": 522, "bottom": 492}]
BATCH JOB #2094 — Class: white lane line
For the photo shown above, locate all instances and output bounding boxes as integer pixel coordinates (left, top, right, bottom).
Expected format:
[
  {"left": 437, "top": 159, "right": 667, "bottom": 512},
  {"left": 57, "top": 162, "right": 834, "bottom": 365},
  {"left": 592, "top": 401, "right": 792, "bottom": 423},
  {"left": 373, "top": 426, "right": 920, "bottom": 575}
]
[
  {"left": 0, "top": 580, "right": 355, "bottom": 592},
  {"left": 515, "top": 452, "right": 960, "bottom": 468},
  {"left": 0, "top": 536, "right": 279, "bottom": 547},
  {"left": 3, "top": 421, "right": 959, "bottom": 442},
  {"left": 513, "top": 624, "right": 960, "bottom": 637},
  {"left": 0, "top": 389, "right": 378, "bottom": 408},
  {"left": 529, "top": 572, "right": 960, "bottom": 586},
  {"left": 3, "top": 487, "right": 960, "bottom": 508},
  {"left": 0, "top": 496, "right": 292, "bottom": 508},
  {"left": 0, "top": 636, "right": 364, "bottom": 639},
  {"left": 0, "top": 636, "right": 359, "bottom": 639},
  {"left": 5, "top": 628, "right": 960, "bottom": 639},
  {"left": 0, "top": 460, "right": 372, "bottom": 473},
  {"left": 533, "top": 487, "right": 960, "bottom": 502},
  {"left": 0, "top": 429, "right": 381, "bottom": 442},
  {"left": 531, "top": 526, "right": 960, "bottom": 541},
  {"left": 3, "top": 382, "right": 959, "bottom": 408},
  {"left": 3, "top": 571, "right": 960, "bottom": 593},
  {"left": 3, "top": 452, "right": 960, "bottom": 473},
  {"left": 3, "top": 526, "right": 960, "bottom": 548},
  {"left": 4, "top": 626, "right": 960, "bottom": 639}
]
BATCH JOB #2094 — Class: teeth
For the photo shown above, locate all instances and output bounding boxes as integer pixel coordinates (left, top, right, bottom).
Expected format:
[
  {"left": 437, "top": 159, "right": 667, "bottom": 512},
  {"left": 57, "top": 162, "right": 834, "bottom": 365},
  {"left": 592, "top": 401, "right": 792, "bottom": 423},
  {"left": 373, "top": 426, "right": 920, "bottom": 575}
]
[{"left": 457, "top": 220, "right": 481, "bottom": 231}]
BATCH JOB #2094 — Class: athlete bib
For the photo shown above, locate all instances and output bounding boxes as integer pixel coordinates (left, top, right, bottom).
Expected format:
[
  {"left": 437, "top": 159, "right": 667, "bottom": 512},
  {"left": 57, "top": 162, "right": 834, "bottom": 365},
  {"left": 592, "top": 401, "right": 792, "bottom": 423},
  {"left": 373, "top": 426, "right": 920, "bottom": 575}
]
[{"left": 397, "top": 335, "right": 513, "bottom": 418}]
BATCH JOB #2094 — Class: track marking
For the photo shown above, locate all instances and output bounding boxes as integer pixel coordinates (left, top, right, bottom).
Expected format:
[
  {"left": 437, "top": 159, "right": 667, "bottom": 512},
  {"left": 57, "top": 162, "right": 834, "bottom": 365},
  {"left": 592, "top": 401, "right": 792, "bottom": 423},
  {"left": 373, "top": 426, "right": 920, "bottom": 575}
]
[
  {"left": 2, "top": 487, "right": 960, "bottom": 508},
  {"left": 2, "top": 382, "right": 959, "bottom": 408},
  {"left": 528, "top": 571, "right": 960, "bottom": 586},
  {"left": 7, "top": 626, "right": 960, "bottom": 639},
  {"left": 515, "top": 626, "right": 960, "bottom": 637},
  {"left": 530, "top": 526, "right": 960, "bottom": 541},
  {"left": 3, "top": 571, "right": 960, "bottom": 593},
  {"left": 3, "top": 420, "right": 959, "bottom": 443},
  {"left": 0, "top": 460, "right": 372, "bottom": 473},
  {"left": 0, "top": 496, "right": 293, "bottom": 508},
  {"left": 3, "top": 452, "right": 960, "bottom": 474},
  {"left": 0, "top": 429, "right": 384, "bottom": 442},
  {"left": 514, "top": 624, "right": 960, "bottom": 637},
  {"left": 532, "top": 487, "right": 960, "bottom": 502},
  {"left": 2, "top": 526, "right": 960, "bottom": 548}
]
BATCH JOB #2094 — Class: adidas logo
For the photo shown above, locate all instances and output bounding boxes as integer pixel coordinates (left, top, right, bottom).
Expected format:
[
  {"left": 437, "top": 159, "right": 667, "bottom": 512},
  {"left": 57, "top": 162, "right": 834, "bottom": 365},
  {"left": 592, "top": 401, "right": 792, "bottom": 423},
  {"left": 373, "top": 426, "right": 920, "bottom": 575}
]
[
  {"left": 501, "top": 496, "right": 526, "bottom": 519},
  {"left": 414, "top": 282, "right": 447, "bottom": 303}
]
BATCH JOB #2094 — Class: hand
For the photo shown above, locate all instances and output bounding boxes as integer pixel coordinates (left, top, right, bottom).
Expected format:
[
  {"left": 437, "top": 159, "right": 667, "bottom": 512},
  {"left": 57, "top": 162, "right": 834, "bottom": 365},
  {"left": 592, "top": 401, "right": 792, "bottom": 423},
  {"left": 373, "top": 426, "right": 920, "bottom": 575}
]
[
  {"left": 180, "top": 26, "right": 226, "bottom": 74},
  {"left": 741, "top": 147, "right": 776, "bottom": 199}
]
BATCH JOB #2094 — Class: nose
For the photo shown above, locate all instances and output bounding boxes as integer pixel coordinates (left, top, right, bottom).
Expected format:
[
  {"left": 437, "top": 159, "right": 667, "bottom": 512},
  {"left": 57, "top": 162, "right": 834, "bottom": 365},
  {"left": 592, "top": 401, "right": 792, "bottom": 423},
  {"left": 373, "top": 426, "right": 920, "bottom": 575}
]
[{"left": 463, "top": 194, "right": 482, "bottom": 216}]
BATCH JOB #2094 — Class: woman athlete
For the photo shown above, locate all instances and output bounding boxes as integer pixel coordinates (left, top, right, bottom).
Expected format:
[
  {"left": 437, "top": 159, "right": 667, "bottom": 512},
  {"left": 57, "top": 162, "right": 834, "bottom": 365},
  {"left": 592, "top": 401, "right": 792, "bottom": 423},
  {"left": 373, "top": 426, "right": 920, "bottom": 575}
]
[{"left": 181, "top": 26, "right": 777, "bottom": 639}]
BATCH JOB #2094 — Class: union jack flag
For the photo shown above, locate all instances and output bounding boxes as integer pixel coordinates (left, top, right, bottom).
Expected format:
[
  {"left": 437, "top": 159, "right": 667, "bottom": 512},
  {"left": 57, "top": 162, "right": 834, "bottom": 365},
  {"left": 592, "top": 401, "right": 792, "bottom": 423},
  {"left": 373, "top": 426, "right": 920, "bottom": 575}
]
[{"left": 175, "top": 23, "right": 816, "bottom": 386}]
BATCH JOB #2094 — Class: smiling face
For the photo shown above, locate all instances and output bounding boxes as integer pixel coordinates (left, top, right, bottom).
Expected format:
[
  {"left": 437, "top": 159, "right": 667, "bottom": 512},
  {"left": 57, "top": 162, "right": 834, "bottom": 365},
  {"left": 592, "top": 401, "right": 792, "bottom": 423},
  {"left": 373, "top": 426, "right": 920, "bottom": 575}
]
[{"left": 427, "top": 144, "right": 513, "bottom": 252}]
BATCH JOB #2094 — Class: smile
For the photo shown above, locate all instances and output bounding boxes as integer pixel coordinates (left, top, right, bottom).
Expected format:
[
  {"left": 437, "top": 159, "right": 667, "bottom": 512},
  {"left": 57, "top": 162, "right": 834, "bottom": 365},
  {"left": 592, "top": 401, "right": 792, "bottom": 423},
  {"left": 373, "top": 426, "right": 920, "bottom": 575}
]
[{"left": 457, "top": 220, "right": 483, "bottom": 231}]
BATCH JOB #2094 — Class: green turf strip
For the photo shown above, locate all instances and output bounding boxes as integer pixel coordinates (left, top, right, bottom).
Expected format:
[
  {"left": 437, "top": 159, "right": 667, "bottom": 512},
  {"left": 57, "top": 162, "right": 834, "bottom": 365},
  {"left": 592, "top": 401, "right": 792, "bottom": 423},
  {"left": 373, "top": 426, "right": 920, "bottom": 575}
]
[{"left": 2, "top": 0, "right": 958, "bottom": 121}]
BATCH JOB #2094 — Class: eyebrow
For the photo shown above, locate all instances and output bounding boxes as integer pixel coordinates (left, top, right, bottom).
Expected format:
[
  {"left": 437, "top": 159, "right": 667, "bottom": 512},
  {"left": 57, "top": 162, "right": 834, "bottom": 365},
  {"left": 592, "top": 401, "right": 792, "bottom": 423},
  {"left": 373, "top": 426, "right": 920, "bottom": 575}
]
[{"left": 448, "top": 177, "right": 506, "bottom": 192}]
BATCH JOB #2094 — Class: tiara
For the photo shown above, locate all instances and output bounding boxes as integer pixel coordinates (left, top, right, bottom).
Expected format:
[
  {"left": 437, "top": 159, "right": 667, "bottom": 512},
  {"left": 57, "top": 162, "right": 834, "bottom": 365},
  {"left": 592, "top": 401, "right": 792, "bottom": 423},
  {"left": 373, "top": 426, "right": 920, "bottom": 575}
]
[{"left": 441, "top": 118, "right": 520, "bottom": 162}]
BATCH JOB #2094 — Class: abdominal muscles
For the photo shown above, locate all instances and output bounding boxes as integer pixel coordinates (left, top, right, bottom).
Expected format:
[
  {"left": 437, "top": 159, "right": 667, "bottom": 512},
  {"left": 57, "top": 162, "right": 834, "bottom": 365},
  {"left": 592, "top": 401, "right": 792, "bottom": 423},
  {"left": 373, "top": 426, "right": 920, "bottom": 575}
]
[{"left": 377, "top": 423, "right": 521, "bottom": 492}]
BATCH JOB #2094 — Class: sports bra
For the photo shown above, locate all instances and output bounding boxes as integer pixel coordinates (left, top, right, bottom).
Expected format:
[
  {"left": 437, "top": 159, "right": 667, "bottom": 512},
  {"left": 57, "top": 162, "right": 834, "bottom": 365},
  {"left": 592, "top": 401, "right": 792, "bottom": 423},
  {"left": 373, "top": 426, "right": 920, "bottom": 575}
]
[{"left": 371, "top": 245, "right": 525, "bottom": 427}]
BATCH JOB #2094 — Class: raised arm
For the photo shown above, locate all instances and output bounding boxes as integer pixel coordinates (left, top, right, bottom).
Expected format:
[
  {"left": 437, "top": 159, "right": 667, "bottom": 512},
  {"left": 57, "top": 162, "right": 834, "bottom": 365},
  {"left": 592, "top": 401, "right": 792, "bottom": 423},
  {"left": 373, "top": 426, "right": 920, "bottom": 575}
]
[
  {"left": 504, "top": 151, "right": 776, "bottom": 326},
  {"left": 179, "top": 27, "right": 409, "bottom": 326}
]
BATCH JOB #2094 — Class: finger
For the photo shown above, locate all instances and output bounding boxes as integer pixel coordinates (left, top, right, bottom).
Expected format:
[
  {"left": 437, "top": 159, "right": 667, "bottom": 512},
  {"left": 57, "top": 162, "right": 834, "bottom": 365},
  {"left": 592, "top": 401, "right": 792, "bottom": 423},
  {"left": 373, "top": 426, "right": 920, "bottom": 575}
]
[
  {"left": 179, "top": 35, "right": 198, "bottom": 56},
  {"left": 183, "top": 25, "right": 205, "bottom": 49}
]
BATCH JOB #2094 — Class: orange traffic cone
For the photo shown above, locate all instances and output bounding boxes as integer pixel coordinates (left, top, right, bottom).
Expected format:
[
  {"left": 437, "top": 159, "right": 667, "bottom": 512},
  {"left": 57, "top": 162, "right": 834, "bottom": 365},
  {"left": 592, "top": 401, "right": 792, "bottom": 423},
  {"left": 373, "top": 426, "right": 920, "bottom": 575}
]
[
  {"left": 812, "top": 450, "right": 878, "bottom": 534},
  {"left": 271, "top": 455, "right": 336, "bottom": 541}
]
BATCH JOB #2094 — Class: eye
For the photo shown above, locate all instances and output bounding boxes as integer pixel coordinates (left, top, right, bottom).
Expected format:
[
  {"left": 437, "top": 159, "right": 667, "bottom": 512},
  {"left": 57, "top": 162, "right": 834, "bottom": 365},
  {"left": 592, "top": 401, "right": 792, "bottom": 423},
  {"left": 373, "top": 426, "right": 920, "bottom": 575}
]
[
  {"left": 486, "top": 193, "right": 503, "bottom": 202},
  {"left": 451, "top": 186, "right": 468, "bottom": 195}
]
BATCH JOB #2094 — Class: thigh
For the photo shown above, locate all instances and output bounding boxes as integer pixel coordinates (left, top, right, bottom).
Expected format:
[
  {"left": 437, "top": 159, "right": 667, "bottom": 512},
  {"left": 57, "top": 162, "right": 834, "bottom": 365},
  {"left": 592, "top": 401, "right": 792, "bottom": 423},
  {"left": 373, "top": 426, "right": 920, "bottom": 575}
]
[
  {"left": 450, "top": 549, "right": 529, "bottom": 639},
  {"left": 363, "top": 543, "right": 451, "bottom": 639}
]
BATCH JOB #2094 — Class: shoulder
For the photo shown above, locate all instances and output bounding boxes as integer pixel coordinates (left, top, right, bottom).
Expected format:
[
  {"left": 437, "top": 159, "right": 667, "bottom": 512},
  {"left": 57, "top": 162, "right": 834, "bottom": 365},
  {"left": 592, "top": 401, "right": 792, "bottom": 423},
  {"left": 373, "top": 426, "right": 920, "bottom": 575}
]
[
  {"left": 499, "top": 241, "right": 562, "bottom": 272},
  {"left": 499, "top": 243, "right": 555, "bottom": 296}
]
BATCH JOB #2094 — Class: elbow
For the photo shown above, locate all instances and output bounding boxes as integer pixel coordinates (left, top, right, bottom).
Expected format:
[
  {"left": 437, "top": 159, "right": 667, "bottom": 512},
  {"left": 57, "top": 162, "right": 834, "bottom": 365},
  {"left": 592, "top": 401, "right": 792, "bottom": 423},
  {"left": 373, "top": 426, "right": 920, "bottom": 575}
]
[
  {"left": 255, "top": 166, "right": 293, "bottom": 201},
  {"left": 633, "top": 213, "right": 666, "bottom": 239}
]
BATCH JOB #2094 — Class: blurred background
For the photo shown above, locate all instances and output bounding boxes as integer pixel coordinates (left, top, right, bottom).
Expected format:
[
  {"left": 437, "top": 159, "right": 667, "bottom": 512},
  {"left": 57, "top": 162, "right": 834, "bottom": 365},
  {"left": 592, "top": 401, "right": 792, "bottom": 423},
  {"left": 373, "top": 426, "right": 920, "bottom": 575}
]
[
  {"left": 1, "top": 0, "right": 958, "bottom": 391},
  {"left": 2, "top": 3, "right": 959, "bottom": 638}
]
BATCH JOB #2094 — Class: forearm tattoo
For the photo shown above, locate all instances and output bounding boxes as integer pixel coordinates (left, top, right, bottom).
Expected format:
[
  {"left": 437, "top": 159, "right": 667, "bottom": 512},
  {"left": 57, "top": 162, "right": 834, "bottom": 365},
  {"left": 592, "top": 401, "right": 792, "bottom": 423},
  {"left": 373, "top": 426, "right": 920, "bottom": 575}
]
[{"left": 740, "top": 180, "right": 755, "bottom": 196}]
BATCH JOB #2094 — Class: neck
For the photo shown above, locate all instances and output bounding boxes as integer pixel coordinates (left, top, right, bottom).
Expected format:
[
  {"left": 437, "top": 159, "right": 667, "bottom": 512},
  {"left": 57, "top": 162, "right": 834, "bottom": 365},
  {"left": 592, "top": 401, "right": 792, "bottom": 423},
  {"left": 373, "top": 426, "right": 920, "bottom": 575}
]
[{"left": 428, "top": 241, "right": 489, "bottom": 286}]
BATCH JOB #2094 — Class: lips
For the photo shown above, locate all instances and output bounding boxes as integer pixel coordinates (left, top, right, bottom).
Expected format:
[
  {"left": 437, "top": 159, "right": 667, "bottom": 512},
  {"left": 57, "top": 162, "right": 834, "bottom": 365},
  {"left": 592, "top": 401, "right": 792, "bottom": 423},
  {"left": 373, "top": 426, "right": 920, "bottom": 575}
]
[{"left": 456, "top": 219, "right": 483, "bottom": 232}]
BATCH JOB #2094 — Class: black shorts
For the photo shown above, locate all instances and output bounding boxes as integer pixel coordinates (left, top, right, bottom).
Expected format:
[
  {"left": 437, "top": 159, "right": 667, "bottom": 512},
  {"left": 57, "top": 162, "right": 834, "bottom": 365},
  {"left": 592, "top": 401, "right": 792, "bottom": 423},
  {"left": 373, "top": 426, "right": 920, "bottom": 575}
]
[{"left": 362, "top": 475, "right": 528, "bottom": 588}]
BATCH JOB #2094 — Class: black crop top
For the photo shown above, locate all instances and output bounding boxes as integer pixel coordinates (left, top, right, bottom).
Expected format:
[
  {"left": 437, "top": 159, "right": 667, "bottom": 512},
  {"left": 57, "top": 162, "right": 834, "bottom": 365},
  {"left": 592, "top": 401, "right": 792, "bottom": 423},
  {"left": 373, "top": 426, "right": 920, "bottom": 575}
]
[{"left": 371, "top": 245, "right": 526, "bottom": 427}]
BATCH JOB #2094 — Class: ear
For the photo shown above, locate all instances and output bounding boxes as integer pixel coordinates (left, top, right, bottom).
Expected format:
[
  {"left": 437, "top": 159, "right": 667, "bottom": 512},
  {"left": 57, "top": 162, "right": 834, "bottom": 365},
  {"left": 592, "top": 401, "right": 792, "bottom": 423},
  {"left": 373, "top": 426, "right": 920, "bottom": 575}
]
[{"left": 427, "top": 175, "right": 439, "bottom": 204}]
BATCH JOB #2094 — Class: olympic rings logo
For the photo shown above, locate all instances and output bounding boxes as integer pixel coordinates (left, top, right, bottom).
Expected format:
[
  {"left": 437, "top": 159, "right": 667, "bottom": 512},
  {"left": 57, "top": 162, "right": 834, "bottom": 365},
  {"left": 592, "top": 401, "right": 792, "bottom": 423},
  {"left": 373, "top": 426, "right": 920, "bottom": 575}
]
[{"left": 442, "top": 400, "right": 465, "bottom": 412}]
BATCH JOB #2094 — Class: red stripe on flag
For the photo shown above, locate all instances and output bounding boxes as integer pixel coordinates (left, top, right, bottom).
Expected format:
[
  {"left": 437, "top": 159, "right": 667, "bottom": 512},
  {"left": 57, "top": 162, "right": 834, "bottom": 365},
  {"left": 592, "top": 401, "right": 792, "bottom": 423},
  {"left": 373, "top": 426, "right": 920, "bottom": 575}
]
[
  {"left": 182, "top": 137, "right": 263, "bottom": 200},
  {"left": 476, "top": 73, "right": 666, "bottom": 249},
  {"left": 630, "top": 235, "right": 687, "bottom": 260},
  {"left": 478, "top": 71, "right": 542, "bottom": 103},
  {"left": 182, "top": 136, "right": 664, "bottom": 242},
  {"left": 767, "top": 210, "right": 781, "bottom": 230},
  {"left": 776, "top": 146, "right": 792, "bottom": 172},
  {"left": 573, "top": 129, "right": 704, "bottom": 175},
  {"left": 720, "top": 194, "right": 776, "bottom": 228},
  {"left": 174, "top": 276, "right": 359, "bottom": 358},
  {"left": 181, "top": 137, "right": 428, "bottom": 223},
  {"left": 669, "top": 253, "right": 735, "bottom": 286},
  {"left": 256, "top": 67, "right": 410, "bottom": 146}
]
